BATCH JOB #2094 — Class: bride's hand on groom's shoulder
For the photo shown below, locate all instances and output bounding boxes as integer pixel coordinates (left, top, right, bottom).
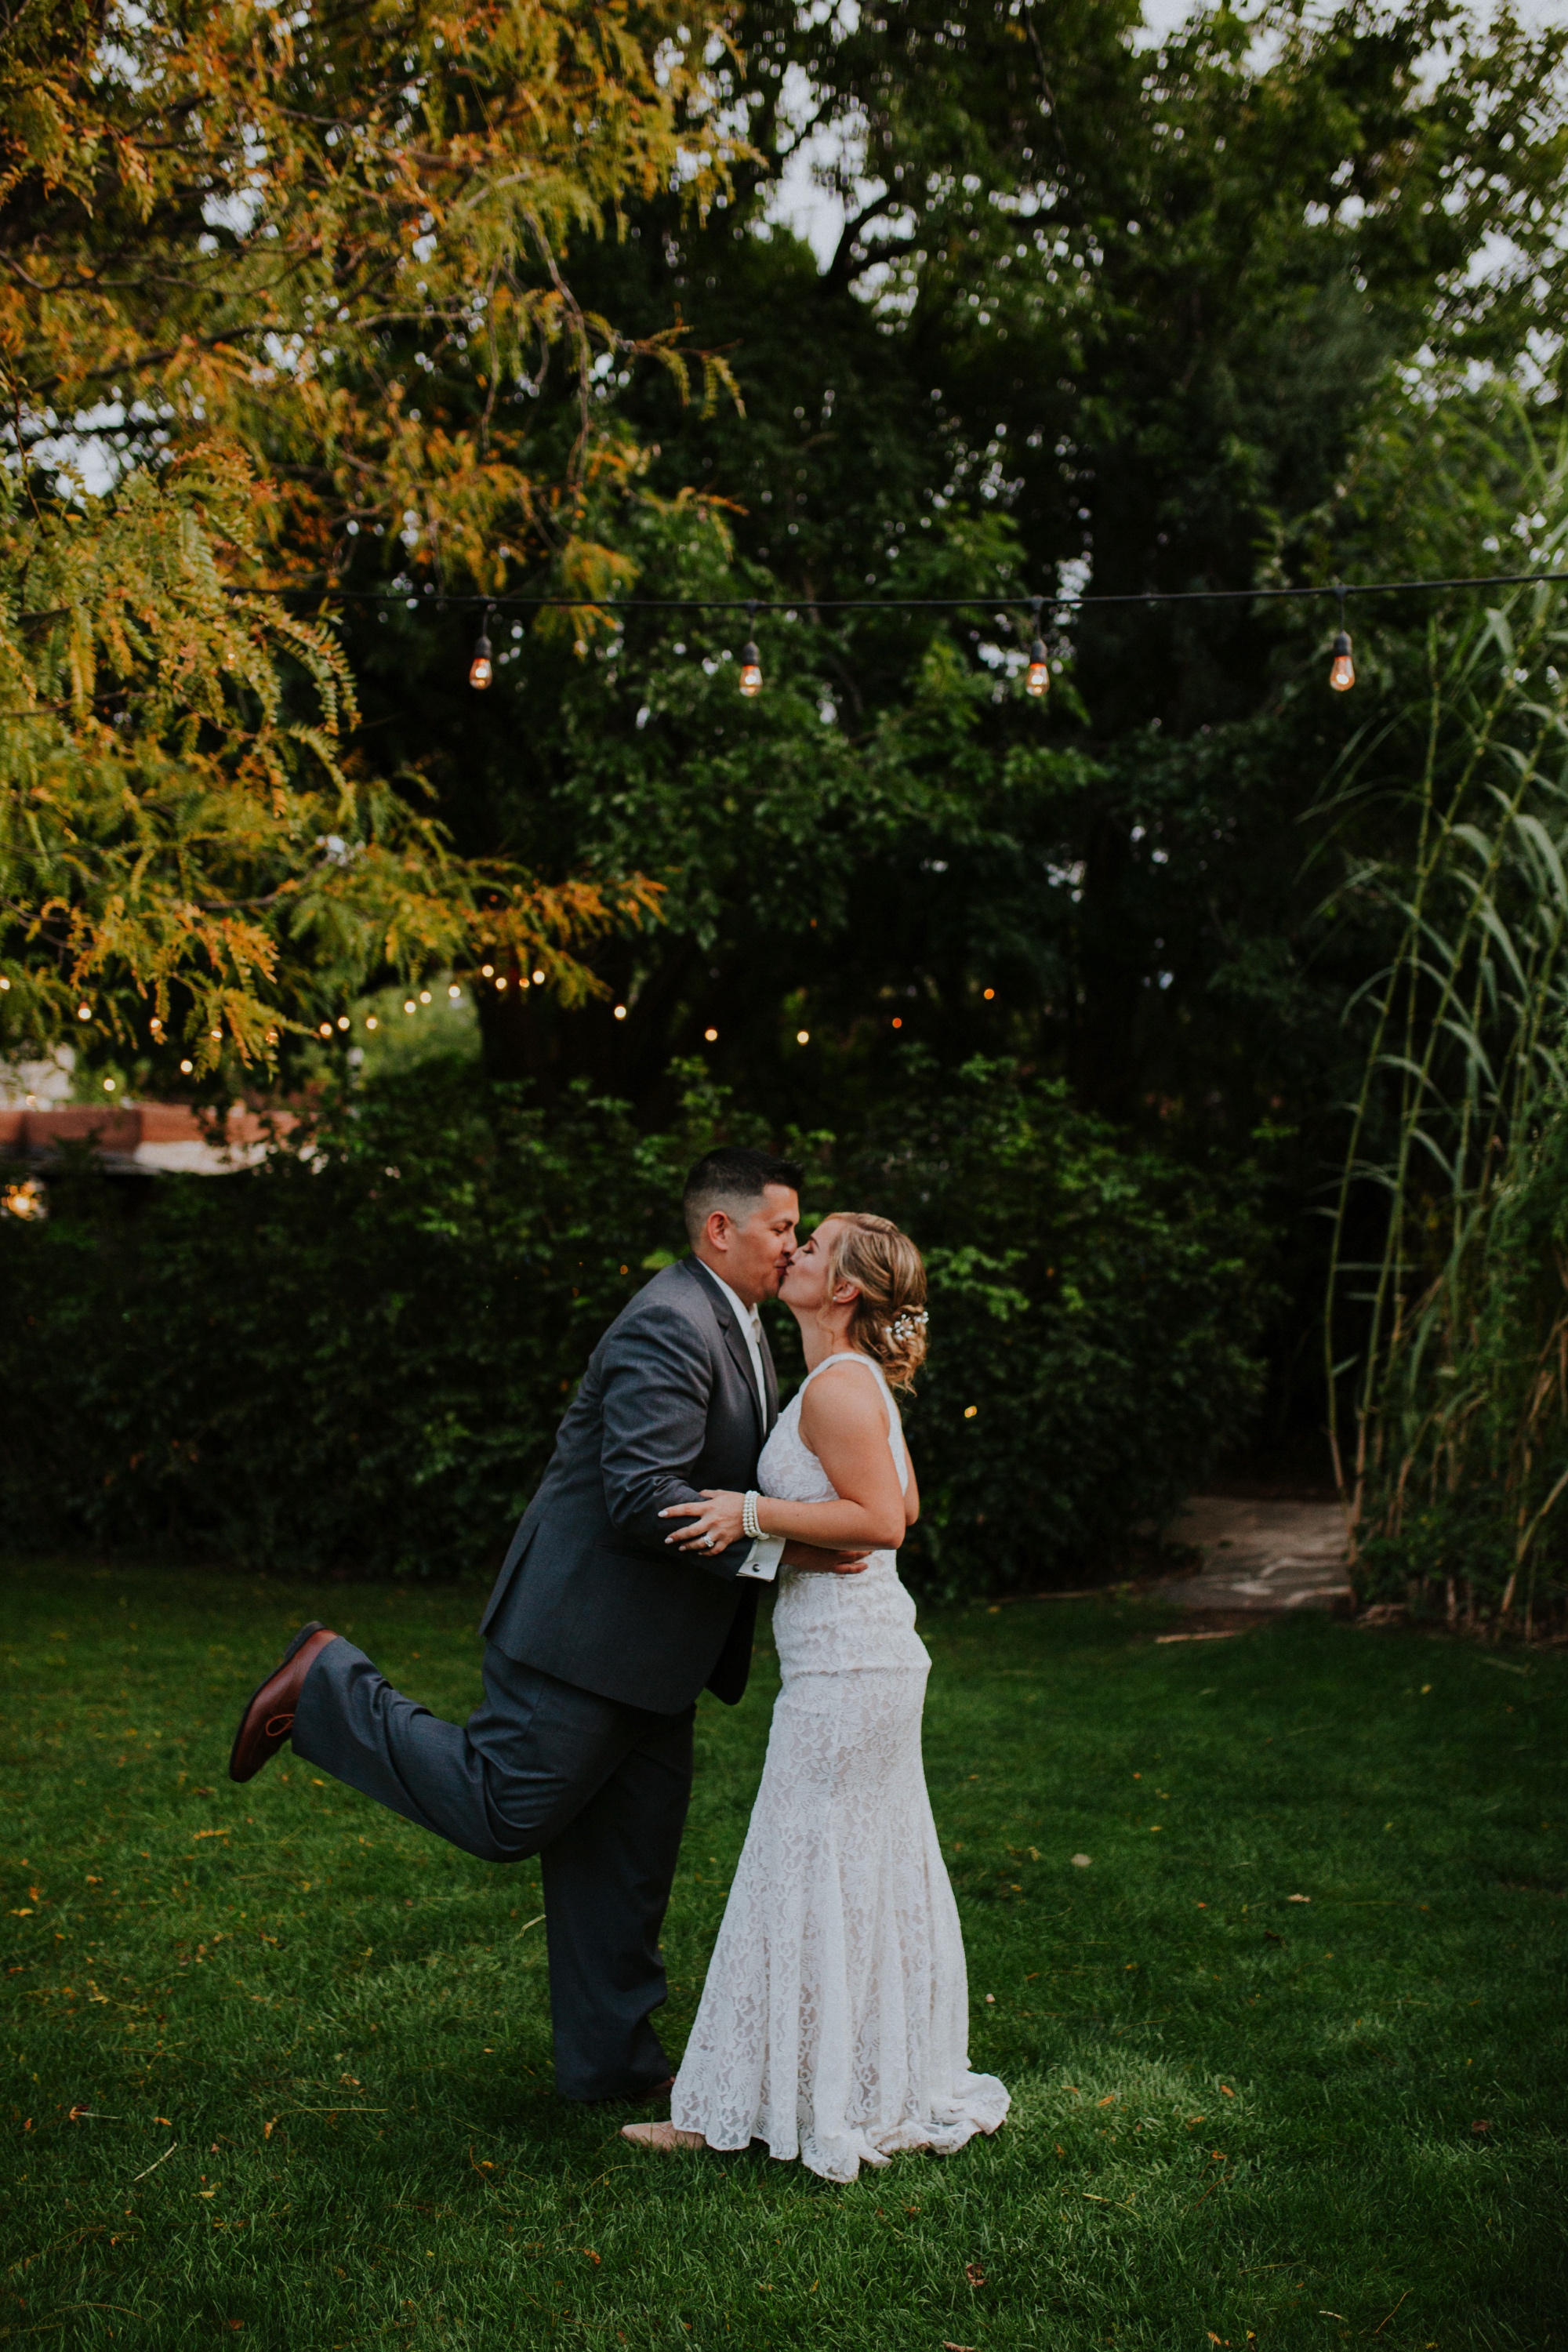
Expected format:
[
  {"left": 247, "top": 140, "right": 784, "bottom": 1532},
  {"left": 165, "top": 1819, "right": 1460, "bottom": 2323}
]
[{"left": 660, "top": 1490, "right": 746, "bottom": 1552}]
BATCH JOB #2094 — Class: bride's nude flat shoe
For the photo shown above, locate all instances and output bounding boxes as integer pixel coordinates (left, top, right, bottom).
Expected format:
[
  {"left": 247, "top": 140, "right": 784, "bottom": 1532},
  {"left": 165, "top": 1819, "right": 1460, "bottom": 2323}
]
[{"left": 620, "top": 2120, "right": 705, "bottom": 2151}]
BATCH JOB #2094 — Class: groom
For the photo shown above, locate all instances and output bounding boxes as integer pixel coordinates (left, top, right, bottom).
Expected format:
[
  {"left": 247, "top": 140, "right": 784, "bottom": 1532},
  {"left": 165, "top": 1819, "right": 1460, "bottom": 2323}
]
[{"left": 227, "top": 1145, "right": 867, "bottom": 2102}]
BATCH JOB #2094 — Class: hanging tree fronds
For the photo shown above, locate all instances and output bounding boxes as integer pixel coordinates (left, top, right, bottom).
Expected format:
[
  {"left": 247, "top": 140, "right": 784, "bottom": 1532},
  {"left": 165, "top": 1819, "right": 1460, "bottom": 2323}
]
[{"left": 0, "top": 0, "right": 744, "bottom": 1066}]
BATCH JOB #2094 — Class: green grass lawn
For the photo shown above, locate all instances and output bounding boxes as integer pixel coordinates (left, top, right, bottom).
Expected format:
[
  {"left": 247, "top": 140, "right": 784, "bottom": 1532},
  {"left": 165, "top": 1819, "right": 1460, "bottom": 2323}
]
[{"left": 2, "top": 1559, "right": 1564, "bottom": 2350}]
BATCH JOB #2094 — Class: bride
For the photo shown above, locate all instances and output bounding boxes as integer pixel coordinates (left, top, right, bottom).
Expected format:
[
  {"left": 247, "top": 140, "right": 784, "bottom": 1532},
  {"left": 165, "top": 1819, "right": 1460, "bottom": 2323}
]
[{"left": 623, "top": 1210, "right": 1008, "bottom": 2182}]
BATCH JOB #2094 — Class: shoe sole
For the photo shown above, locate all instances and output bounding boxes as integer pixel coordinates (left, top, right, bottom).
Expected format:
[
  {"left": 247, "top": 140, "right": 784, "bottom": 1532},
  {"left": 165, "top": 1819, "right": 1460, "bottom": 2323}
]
[{"left": 227, "top": 1620, "right": 327, "bottom": 1783}]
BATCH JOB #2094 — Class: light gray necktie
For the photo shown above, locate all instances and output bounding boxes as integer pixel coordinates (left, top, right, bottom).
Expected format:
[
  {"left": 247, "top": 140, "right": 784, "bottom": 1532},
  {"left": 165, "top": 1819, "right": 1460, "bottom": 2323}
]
[{"left": 748, "top": 1308, "right": 767, "bottom": 1416}]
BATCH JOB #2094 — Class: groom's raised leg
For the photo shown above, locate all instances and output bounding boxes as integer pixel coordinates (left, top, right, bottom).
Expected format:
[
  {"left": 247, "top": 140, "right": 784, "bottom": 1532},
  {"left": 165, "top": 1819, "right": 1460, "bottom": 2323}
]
[
  {"left": 290, "top": 1639, "right": 640, "bottom": 1864},
  {"left": 539, "top": 1699, "right": 694, "bottom": 2102}
]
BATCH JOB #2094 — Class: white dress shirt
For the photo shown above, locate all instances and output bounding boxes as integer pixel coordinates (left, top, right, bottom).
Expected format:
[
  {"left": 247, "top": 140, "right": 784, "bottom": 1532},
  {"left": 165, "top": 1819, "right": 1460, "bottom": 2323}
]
[{"left": 702, "top": 1268, "right": 786, "bottom": 1583}]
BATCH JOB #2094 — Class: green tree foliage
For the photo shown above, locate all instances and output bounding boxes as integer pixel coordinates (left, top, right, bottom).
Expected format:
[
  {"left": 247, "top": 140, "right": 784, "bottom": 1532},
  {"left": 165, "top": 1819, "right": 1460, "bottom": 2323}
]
[
  {"left": 0, "top": 0, "right": 737, "bottom": 1069},
  {"left": 375, "top": 0, "right": 1568, "bottom": 1139}
]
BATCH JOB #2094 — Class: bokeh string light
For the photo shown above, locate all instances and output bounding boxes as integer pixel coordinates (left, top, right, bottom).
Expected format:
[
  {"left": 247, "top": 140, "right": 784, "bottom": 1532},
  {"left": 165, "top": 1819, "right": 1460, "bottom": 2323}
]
[
  {"left": 1025, "top": 596, "right": 1051, "bottom": 698},
  {"left": 738, "top": 601, "right": 763, "bottom": 698},
  {"left": 1329, "top": 584, "right": 1356, "bottom": 693},
  {"left": 467, "top": 606, "right": 495, "bottom": 691}
]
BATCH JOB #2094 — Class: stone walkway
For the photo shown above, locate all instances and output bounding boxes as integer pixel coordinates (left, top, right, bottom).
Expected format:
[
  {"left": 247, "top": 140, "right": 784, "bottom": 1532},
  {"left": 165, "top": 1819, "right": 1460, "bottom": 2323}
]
[{"left": 1163, "top": 1495, "right": 1354, "bottom": 1612}]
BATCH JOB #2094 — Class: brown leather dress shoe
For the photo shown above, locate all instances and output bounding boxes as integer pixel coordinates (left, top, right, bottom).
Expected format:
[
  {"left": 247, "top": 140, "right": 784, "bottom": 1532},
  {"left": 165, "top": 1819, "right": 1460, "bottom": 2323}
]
[{"left": 228, "top": 1621, "right": 338, "bottom": 1783}]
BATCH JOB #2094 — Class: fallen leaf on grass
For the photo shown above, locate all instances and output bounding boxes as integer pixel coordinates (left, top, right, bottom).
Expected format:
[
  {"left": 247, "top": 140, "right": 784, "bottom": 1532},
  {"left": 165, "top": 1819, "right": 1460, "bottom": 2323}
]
[
  {"left": 1287, "top": 1893, "right": 1310, "bottom": 1904},
  {"left": 964, "top": 2263, "right": 986, "bottom": 2287},
  {"left": 1472, "top": 2119, "right": 1491, "bottom": 2133},
  {"left": 1220, "top": 2085, "right": 1235, "bottom": 2097},
  {"left": 942, "top": 2343, "right": 976, "bottom": 2350}
]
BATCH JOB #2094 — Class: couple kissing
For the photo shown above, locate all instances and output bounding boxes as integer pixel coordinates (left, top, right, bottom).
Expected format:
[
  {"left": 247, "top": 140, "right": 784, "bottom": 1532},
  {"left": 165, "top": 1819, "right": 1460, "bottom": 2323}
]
[{"left": 228, "top": 1145, "right": 1007, "bottom": 2183}]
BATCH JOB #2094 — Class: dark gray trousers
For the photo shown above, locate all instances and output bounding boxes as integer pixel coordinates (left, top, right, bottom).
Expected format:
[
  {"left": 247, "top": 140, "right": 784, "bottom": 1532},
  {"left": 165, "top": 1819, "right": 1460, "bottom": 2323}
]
[{"left": 291, "top": 1636, "right": 693, "bottom": 2102}]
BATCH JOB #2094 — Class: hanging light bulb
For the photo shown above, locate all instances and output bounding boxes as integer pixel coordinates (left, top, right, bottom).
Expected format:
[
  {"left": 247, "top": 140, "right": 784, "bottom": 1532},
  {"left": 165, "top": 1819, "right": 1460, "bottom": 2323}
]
[
  {"left": 738, "top": 600, "right": 762, "bottom": 696},
  {"left": 1329, "top": 585, "right": 1355, "bottom": 692},
  {"left": 469, "top": 604, "right": 495, "bottom": 691},
  {"left": 1025, "top": 595, "right": 1050, "bottom": 696}
]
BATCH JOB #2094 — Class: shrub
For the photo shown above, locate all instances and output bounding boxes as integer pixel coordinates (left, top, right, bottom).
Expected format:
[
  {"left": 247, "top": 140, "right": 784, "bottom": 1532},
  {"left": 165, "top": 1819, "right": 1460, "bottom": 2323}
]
[
  {"left": 0, "top": 1056, "right": 1268, "bottom": 1593},
  {"left": 828, "top": 1056, "right": 1270, "bottom": 1594}
]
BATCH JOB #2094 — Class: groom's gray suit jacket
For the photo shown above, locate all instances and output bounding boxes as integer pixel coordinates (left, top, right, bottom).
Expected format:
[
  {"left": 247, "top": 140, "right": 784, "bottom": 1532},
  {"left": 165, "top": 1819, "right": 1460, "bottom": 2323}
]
[{"left": 480, "top": 1258, "right": 779, "bottom": 1715}]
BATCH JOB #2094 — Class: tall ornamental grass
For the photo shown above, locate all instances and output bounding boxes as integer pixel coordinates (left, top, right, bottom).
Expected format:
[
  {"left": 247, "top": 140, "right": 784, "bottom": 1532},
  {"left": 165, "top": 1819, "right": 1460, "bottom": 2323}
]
[{"left": 1322, "top": 436, "right": 1568, "bottom": 1633}]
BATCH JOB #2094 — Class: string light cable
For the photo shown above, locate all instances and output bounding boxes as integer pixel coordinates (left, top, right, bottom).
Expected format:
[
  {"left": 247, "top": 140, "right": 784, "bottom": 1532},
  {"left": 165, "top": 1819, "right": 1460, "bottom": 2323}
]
[{"left": 197, "top": 561, "right": 1568, "bottom": 698}]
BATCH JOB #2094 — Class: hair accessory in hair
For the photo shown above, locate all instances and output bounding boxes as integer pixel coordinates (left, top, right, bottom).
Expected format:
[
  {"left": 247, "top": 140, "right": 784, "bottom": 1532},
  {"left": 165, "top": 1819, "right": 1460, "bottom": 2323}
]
[{"left": 890, "top": 1308, "right": 929, "bottom": 1343}]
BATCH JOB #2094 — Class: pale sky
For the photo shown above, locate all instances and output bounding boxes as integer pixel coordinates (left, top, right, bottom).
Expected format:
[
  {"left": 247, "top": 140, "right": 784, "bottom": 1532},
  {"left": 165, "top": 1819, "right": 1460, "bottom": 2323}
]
[{"left": 768, "top": 0, "right": 1568, "bottom": 270}]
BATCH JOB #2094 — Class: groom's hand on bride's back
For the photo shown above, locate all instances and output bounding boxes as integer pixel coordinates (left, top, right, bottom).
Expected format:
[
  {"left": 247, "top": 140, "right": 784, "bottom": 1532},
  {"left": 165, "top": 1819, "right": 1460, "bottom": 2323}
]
[{"left": 780, "top": 1539, "right": 872, "bottom": 1575}]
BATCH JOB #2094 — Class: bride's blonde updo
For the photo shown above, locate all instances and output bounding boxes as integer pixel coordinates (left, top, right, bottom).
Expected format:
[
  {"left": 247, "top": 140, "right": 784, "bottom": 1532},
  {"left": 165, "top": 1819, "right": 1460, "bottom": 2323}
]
[{"left": 818, "top": 1210, "right": 928, "bottom": 1390}]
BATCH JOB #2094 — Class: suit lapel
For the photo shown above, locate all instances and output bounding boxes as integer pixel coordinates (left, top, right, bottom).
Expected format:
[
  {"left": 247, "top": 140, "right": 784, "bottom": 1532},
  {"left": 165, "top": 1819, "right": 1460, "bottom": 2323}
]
[
  {"left": 720, "top": 1313, "right": 763, "bottom": 1436},
  {"left": 688, "top": 1259, "right": 766, "bottom": 1437}
]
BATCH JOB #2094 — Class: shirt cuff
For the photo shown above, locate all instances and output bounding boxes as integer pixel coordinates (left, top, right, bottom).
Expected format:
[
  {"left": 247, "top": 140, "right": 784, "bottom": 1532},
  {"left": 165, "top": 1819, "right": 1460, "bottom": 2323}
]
[{"left": 734, "top": 1534, "right": 785, "bottom": 1583}]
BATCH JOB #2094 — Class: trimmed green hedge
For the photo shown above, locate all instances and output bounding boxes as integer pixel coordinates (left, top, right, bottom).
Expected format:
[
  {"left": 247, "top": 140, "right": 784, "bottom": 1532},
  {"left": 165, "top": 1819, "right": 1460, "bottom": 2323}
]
[{"left": 0, "top": 1057, "right": 1268, "bottom": 1594}]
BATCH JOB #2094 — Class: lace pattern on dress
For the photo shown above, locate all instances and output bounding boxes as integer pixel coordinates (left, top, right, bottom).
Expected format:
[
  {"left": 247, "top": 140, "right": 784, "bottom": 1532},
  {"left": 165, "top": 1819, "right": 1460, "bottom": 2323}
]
[{"left": 670, "top": 1352, "right": 1009, "bottom": 2180}]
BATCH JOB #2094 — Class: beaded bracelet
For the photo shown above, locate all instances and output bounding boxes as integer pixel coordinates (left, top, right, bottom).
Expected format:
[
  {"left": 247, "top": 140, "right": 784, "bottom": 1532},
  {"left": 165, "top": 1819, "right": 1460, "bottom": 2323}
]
[{"left": 742, "top": 1490, "right": 764, "bottom": 1542}]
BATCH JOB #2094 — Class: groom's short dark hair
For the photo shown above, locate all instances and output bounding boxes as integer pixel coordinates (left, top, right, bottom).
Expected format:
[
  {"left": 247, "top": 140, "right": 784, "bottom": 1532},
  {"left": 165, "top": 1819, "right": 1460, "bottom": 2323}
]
[{"left": 682, "top": 1145, "right": 803, "bottom": 1243}]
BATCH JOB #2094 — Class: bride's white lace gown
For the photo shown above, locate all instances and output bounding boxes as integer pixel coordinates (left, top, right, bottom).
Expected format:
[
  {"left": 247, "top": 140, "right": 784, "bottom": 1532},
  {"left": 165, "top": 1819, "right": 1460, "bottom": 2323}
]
[{"left": 670, "top": 1352, "right": 1009, "bottom": 2181}]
